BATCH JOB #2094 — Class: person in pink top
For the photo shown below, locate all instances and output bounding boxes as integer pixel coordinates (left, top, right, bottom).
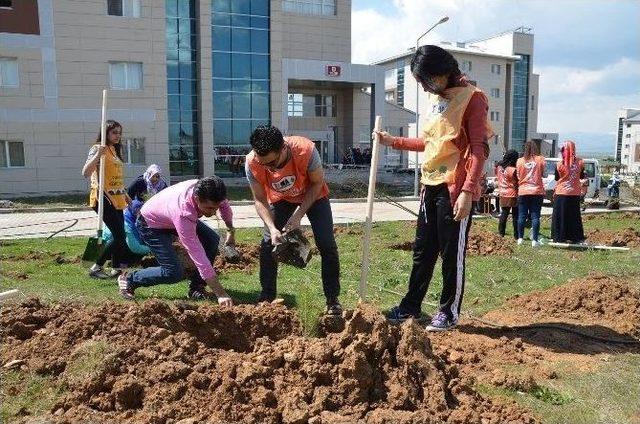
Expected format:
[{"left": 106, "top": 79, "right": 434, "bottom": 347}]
[
  {"left": 118, "top": 176, "right": 235, "bottom": 305},
  {"left": 515, "top": 140, "right": 546, "bottom": 247}
]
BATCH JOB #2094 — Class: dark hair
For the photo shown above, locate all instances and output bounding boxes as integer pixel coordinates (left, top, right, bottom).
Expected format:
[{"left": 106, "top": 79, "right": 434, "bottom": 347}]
[
  {"left": 250, "top": 124, "right": 285, "bottom": 156},
  {"left": 523, "top": 140, "right": 539, "bottom": 160},
  {"left": 96, "top": 119, "right": 123, "bottom": 161},
  {"left": 500, "top": 149, "right": 519, "bottom": 168},
  {"left": 194, "top": 176, "right": 227, "bottom": 203},
  {"left": 410, "top": 45, "right": 462, "bottom": 88}
]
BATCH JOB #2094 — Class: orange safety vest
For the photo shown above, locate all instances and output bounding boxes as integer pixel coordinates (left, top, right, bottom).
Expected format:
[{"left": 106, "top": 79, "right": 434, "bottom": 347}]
[
  {"left": 496, "top": 165, "right": 518, "bottom": 198},
  {"left": 516, "top": 155, "right": 545, "bottom": 196},
  {"left": 247, "top": 136, "right": 329, "bottom": 204},
  {"left": 89, "top": 144, "right": 128, "bottom": 210},
  {"left": 420, "top": 85, "right": 494, "bottom": 186},
  {"left": 555, "top": 159, "right": 584, "bottom": 196}
]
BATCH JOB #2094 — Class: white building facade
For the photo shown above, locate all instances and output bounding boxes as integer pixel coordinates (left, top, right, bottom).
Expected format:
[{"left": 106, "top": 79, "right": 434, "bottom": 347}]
[{"left": 616, "top": 108, "right": 640, "bottom": 173}]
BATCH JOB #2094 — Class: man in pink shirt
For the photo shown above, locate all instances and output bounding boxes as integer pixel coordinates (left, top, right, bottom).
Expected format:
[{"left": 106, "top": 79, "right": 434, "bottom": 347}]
[{"left": 118, "top": 176, "right": 235, "bottom": 305}]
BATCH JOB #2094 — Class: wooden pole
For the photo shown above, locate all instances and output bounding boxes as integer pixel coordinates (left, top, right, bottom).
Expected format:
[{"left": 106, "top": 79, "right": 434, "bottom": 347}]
[
  {"left": 359, "top": 116, "right": 382, "bottom": 300},
  {"left": 547, "top": 242, "right": 630, "bottom": 252},
  {"left": 97, "top": 89, "right": 108, "bottom": 245}
]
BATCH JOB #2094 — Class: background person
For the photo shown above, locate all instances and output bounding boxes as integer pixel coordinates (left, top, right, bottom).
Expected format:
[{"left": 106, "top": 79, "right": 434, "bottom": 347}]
[
  {"left": 245, "top": 125, "right": 342, "bottom": 315},
  {"left": 118, "top": 177, "right": 235, "bottom": 304},
  {"left": 496, "top": 150, "right": 519, "bottom": 238},
  {"left": 516, "top": 141, "right": 546, "bottom": 247},
  {"left": 127, "top": 164, "right": 168, "bottom": 202},
  {"left": 551, "top": 141, "right": 586, "bottom": 243},
  {"left": 374, "top": 45, "right": 492, "bottom": 332},
  {"left": 81, "top": 119, "right": 132, "bottom": 279}
]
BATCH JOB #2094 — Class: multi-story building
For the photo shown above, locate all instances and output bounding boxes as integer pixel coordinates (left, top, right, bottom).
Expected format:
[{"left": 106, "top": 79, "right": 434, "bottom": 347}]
[
  {"left": 0, "top": 0, "right": 412, "bottom": 197},
  {"left": 376, "top": 28, "right": 558, "bottom": 174},
  {"left": 616, "top": 108, "right": 640, "bottom": 173}
]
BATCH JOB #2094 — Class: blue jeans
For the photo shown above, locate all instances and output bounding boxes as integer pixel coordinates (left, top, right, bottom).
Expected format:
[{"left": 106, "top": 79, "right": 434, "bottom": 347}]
[
  {"left": 127, "top": 216, "right": 220, "bottom": 291},
  {"left": 517, "top": 195, "right": 544, "bottom": 241}
]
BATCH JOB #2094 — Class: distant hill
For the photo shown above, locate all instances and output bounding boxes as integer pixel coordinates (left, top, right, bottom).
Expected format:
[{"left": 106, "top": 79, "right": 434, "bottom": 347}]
[{"left": 559, "top": 132, "right": 617, "bottom": 157}]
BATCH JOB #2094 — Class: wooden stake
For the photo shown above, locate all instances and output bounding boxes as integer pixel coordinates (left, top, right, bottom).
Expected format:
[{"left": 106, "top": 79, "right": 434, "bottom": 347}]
[
  {"left": 548, "top": 242, "right": 630, "bottom": 252},
  {"left": 359, "top": 116, "right": 382, "bottom": 300}
]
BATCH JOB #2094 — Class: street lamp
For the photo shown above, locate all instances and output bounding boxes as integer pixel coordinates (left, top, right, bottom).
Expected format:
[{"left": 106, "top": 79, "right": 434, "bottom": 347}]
[{"left": 413, "top": 16, "right": 449, "bottom": 196}]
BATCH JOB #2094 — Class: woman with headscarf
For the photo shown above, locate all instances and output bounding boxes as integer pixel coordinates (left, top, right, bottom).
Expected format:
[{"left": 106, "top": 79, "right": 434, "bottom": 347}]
[
  {"left": 551, "top": 140, "right": 587, "bottom": 243},
  {"left": 495, "top": 149, "right": 519, "bottom": 238},
  {"left": 127, "top": 164, "right": 168, "bottom": 202}
]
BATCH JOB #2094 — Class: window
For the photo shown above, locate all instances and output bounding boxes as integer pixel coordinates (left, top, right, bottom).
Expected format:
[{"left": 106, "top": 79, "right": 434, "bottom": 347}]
[
  {"left": 287, "top": 93, "right": 303, "bottom": 117},
  {"left": 626, "top": 133, "right": 631, "bottom": 138},
  {"left": 627, "top": 124, "right": 632, "bottom": 128},
  {"left": 315, "top": 94, "right": 336, "bottom": 117},
  {"left": 531, "top": 95, "right": 535, "bottom": 110},
  {"left": 107, "top": 0, "right": 140, "bottom": 17},
  {"left": 0, "top": 140, "right": 25, "bottom": 168},
  {"left": 385, "top": 91, "right": 395, "bottom": 102},
  {"left": 109, "top": 62, "right": 142, "bottom": 90},
  {"left": 0, "top": 58, "right": 19, "bottom": 88},
  {"left": 282, "top": 0, "right": 336, "bottom": 16},
  {"left": 460, "top": 60, "right": 472, "bottom": 72},
  {"left": 490, "top": 88, "right": 500, "bottom": 98},
  {"left": 0, "top": 0, "right": 12, "bottom": 9},
  {"left": 491, "top": 64, "right": 501, "bottom": 74},
  {"left": 490, "top": 111, "right": 500, "bottom": 122},
  {"left": 121, "top": 138, "right": 145, "bottom": 164}
]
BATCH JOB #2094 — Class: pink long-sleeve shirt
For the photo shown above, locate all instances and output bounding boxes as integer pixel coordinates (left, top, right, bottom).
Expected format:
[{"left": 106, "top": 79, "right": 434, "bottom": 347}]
[
  {"left": 141, "top": 179, "right": 233, "bottom": 281},
  {"left": 392, "top": 89, "right": 490, "bottom": 205}
]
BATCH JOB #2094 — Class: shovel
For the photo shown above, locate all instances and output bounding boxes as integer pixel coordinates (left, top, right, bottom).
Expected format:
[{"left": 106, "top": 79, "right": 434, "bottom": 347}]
[{"left": 82, "top": 89, "right": 108, "bottom": 265}]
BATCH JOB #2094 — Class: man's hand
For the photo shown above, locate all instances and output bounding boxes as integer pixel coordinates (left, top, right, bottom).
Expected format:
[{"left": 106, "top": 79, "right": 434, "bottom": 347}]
[
  {"left": 283, "top": 212, "right": 302, "bottom": 234},
  {"left": 270, "top": 227, "right": 284, "bottom": 246},
  {"left": 372, "top": 130, "right": 394, "bottom": 146},
  {"left": 204, "top": 275, "right": 233, "bottom": 306},
  {"left": 225, "top": 229, "right": 236, "bottom": 246},
  {"left": 453, "top": 191, "right": 473, "bottom": 221}
]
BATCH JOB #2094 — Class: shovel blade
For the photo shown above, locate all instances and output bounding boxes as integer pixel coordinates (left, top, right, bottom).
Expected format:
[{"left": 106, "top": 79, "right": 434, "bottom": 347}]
[{"left": 82, "top": 236, "right": 104, "bottom": 266}]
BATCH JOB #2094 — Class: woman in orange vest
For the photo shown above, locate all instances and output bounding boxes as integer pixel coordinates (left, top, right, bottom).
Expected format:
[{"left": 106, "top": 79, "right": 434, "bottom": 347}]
[
  {"left": 375, "top": 45, "right": 492, "bottom": 331},
  {"left": 551, "top": 140, "right": 586, "bottom": 243},
  {"left": 495, "top": 149, "right": 519, "bottom": 238},
  {"left": 81, "top": 120, "right": 132, "bottom": 279},
  {"left": 516, "top": 140, "right": 546, "bottom": 247}
]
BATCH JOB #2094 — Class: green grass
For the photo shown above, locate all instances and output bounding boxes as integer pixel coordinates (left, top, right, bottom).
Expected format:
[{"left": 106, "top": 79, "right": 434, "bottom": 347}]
[
  {"left": 1, "top": 213, "right": 639, "bottom": 423},
  {"left": 0, "top": 371, "right": 65, "bottom": 422}
]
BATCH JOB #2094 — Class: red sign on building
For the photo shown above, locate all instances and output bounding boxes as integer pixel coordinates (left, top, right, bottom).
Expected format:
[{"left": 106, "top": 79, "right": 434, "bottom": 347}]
[{"left": 326, "top": 65, "right": 341, "bottom": 77}]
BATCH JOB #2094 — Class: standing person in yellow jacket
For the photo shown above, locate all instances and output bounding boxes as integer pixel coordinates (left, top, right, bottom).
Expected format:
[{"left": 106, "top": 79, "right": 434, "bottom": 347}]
[
  {"left": 82, "top": 119, "right": 132, "bottom": 279},
  {"left": 375, "top": 45, "right": 492, "bottom": 331}
]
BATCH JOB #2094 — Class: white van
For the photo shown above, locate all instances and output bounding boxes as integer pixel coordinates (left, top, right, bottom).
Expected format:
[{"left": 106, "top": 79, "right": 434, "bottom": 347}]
[{"left": 543, "top": 158, "right": 601, "bottom": 201}]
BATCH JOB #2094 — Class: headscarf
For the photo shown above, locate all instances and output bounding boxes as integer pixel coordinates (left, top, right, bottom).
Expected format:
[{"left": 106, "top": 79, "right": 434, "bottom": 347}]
[
  {"left": 500, "top": 149, "right": 519, "bottom": 168},
  {"left": 124, "top": 199, "right": 144, "bottom": 243},
  {"left": 560, "top": 140, "right": 576, "bottom": 168},
  {"left": 143, "top": 164, "right": 167, "bottom": 196}
]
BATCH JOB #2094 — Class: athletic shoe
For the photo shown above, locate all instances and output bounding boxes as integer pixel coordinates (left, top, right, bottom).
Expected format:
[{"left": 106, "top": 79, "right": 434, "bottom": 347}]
[
  {"left": 325, "top": 299, "right": 343, "bottom": 316},
  {"left": 117, "top": 273, "right": 135, "bottom": 300},
  {"left": 426, "top": 311, "right": 458, "bottom": 332},
  {"left": 517, "top": 238, "right": 524, "bottom": 245},
  {"left": 89, "top": 267, "right": 119, "bottom": 279},
  {"left": 188, "top": 288, "right": 210, "bottom": 300},
  {"left": 387, "top": 305, "right": 421, "bottom": 323},
  {"left": 531, "top": 240, "right": 541, "bottom": 248}
]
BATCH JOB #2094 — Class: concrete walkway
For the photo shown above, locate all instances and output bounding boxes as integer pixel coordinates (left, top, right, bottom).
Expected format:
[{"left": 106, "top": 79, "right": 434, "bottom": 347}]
[{"left": 0, "top": 200, "right": 637, "bottom": 240}]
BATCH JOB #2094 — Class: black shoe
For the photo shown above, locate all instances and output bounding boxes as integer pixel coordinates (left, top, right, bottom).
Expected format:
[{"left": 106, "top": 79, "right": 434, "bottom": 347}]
[
  {"left": 325, "top": 300, "right": 343, "bottom": 316},
  {"left": 257, "top": 294, "right": 276, "bottom": 304},
  {"left": 387, "top": 305, "right": 421, "bottom": 323},
  {"left": 188, "top": 289, "right": 209, "bottom": 300}
]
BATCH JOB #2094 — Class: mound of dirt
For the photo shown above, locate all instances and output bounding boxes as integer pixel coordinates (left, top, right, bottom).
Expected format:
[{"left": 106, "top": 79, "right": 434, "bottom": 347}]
[
  {"left": 484, "top": 273, "right": 640, "bottom": 337},
  {"left": 1, "top": 300, "right": 537, "bottom": 424},
  {"left": 175, "top": 242, "right": 259, "bottom": 276},
  {"left": 389, "top": 231, "right": 514, "bottom": 256},
  {"left": 333, "top": 226, "right": 362, "bottom": 236},
  {"left": 586, "top": 228, "right": 640, "bottom": 247}
]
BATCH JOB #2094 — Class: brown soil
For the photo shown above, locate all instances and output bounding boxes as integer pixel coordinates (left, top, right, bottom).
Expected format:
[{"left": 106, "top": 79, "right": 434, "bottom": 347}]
[
  {"left": 586, "top": 228, "right": 640, "bottom": 248},
  {"left": 390, "top": 231, "right": 514, "bottom": 256},
  {"left": 175, "top": 242, "right": 259, "bottom": 276},
  {"left": 333, "top": 226, "right": 362, "bottom": 236},
  {"left": 582, "top": 211, "right": 640, "bottom": 221},
  {"left": 1, "top": 300, "right": 538, "bottom": 424}
]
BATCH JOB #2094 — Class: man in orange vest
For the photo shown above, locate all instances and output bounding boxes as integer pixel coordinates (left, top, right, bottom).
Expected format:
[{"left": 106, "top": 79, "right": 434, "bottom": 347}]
[{"left": 245, "top": 125, "right": 341, "bottom": 315}]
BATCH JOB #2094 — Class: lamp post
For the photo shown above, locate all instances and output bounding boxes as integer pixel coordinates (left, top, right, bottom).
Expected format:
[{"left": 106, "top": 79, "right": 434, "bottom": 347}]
[{"left": 413, "top": 16, "right": 449, "bottom": 196}]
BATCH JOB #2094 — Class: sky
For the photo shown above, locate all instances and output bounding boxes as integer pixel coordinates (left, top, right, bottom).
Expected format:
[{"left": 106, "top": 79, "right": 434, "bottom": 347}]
[{"left": 351, "top": 0, "right": 640, "bottom": 155}]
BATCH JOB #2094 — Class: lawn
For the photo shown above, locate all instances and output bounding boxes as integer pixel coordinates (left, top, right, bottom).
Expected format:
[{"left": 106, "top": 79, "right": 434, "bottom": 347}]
[{"left": 1, "top": 212, "right": 639, "bottom": 423}]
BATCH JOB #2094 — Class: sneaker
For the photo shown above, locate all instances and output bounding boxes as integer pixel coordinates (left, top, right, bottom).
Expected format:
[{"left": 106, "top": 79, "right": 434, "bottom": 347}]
[
  {"left": 387, "top": 305, "right": 421, "bottom": 323},
  {"left": 89, "top": 267, "right": 119, "bottom": 279},
  {"left": 426, "top": 311, "right": 458, "bottom": 332},
  {"left": 531, "top": 240, "right": 541, "bottom": 248},
  {"left": 117, "top": 273, "right": 135, "bottom": 300},
  {"left": 517, "top": 238, "right": 524, "bottom": 245},
  {"left": 188, "top": 288, "right": 210, "bottom": 300},
  {"left": 325, "top": 300, "right": 343, "bottom": 316}
]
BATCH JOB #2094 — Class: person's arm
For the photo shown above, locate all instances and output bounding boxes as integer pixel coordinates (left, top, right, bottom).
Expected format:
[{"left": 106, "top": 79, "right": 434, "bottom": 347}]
[
  {"left": 217, "top": 199, "right": 235, "bottom": 246},
  {"left": 555, "top": 167, "right": 560, "bottom": 181},
  {"left": 283, "top": 166, "right": 324, "bottom": 233},
  {"left": 125, "top": 225, "right": 151, "bottom": 255},
  {"left": 373, "top": 131, "right": 425, "bottom": 151},
  {"left": 82, "top": 145, "right": 106, "bottom": 178},
  {"left": 455, "top": 93, "right": 490, "bottom": 221},
  {"left": 127, "top": 177, "right": 144, "bottom": 201},
  {"left": 174, "top": 216, "right": 231, "bottom": 305}
]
